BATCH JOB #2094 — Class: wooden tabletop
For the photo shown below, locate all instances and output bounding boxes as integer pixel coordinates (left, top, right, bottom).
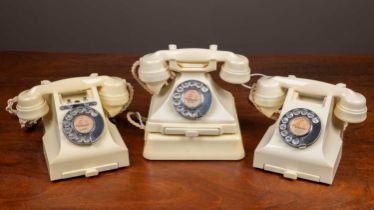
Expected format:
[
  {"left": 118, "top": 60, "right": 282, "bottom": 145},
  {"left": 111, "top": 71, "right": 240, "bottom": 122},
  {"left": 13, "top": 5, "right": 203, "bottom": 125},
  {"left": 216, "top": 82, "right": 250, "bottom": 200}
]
[{"left": 0, "top": 52, "right": 373, "bottom": 209}]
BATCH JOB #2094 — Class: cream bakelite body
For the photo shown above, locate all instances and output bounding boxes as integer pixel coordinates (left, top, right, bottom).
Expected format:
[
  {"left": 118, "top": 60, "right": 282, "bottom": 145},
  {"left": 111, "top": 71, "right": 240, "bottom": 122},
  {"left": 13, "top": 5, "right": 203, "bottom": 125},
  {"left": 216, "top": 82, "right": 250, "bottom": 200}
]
[
  {"left": 251, "top": 76, "right": 367, "bottom": 184},
  {"left": 144, "top": 72, "right": 244, "bottom": 160},
  {"left": 136, "top": 45, "right": 250, "bottom": 160},
  {"left": 10, "top": 74, "right": 131, "bottom": 181},
  {"left": 42, "top": 86, "right": 129, "bottom": 181}
]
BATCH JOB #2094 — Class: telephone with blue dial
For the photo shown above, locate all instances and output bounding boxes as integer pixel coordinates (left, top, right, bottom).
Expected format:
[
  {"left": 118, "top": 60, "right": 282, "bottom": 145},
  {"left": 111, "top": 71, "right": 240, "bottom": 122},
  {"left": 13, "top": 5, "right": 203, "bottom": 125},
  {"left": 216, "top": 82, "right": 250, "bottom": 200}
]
[
  {"left": 130, "top": 45, "right": 251, "bottom": 160},
  {"left": 249, "top": 75, "right": 367, "bottom": 184},
  {"left": 6, "top": 74, "right": 133, "bottom": 181}
]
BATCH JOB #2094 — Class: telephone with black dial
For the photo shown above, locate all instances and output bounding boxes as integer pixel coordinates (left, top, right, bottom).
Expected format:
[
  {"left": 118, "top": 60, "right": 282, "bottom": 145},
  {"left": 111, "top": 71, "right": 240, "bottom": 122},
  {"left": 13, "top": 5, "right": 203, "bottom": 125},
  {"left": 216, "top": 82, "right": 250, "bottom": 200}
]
[
  {"left": 130, "top": 45, "right": 250, "bottom": 160},
  {"left": 249, "top": 75, "right": 367, "bottom": 184},
  {"left": 6, "top": 73, "right": 133, "bottom": 181}
]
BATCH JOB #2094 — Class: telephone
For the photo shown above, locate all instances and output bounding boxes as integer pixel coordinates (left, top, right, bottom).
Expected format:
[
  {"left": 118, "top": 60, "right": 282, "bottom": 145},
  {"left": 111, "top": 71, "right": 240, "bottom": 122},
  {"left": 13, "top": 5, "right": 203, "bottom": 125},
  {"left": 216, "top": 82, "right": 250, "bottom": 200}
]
[
  {"left": 130, "top": 45, "right": 250, "bottom": 160},
  {"left": 249, "top": 75, "right": 367, "bottom": 184},
  {"left": 6, "top": 74, "right": 133, "bottom": 181}
]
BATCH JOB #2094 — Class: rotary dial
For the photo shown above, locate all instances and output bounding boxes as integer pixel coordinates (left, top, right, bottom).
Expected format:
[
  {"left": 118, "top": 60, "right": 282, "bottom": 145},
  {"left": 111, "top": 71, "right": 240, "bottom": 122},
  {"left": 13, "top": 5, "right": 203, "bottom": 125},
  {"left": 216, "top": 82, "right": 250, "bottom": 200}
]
[
  {"left": 278, "top": 108, "right": 321, "bottom": 148},
  {"left": 172, "top": 80, "right": 212, "bottom": 119},
  {"left": 62, "top": 106, "right": 104, "bottom": 145}
]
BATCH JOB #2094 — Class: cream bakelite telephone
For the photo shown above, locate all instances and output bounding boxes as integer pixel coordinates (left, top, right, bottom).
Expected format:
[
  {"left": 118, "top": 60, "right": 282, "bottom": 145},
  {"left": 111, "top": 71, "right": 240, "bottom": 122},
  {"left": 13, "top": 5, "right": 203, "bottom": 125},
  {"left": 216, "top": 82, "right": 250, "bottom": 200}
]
[
  {"left": 249, "top": 75, "right": 367, "bottom": 184},
  {"left": 6, "top": 74, "right": 133, "bottom": 181},
  {"left": 130, "top": 45, "right": 250, "bottom": 160}
]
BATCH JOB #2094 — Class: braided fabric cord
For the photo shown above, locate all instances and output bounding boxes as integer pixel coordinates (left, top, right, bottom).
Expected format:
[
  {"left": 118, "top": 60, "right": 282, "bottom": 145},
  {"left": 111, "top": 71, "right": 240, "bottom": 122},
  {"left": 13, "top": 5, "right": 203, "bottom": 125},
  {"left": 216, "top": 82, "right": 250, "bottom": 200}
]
[
  {"left": 131, "top": 61, "right": 154, "bottom": 94},
  {"left": 120, "top": 82, "right": 135, "bottom": 113},
  {"left": 126, "top": 111, "right": 147, "bottom": 130},
  {"left": 6, "top": 96, "right": 38, "bottom": 128},
  {"left": 6, "top": 96, "right": 18, "bottom": 115}
]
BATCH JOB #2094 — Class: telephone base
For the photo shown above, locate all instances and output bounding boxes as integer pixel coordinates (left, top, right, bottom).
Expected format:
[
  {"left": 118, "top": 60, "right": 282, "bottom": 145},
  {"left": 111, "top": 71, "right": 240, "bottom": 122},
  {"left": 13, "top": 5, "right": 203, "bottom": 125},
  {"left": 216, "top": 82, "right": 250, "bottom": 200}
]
[
  {"left": 253, "top": 124, "right": 342, "bottom": 185},
  {"left": 43, "top": 120, "right": 129, "bottom": 181},
  {"left": 143, "top": 131, "right": 245, "bottom": 160}
]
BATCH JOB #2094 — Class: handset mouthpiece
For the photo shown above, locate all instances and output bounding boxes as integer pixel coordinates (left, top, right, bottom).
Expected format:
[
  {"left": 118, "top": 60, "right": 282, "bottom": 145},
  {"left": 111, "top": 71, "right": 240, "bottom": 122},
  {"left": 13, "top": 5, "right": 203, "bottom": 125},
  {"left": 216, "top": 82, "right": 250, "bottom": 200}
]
[
  {"left": 16, "top": 90, "right": 49, "bottom": 121},
  {"left": 99, "top": 77, "right": 132, "bottom": 117},
  {"left": 251, "top": 76, "right": 286, "bottom": 108},
  {"left": 334, "top": 91, "right": 367, "bottom": 123},
  {"left": 220, "top": 54, "right": 251, "bottom": 84}
]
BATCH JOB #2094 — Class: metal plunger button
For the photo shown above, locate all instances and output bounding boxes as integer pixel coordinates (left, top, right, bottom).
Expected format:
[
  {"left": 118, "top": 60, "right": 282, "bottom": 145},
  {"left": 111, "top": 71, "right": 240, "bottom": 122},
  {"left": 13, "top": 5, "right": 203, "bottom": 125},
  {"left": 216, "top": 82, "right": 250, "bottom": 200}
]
[{"left": 278, "top": 108, "right": 321, "bottom": 148}]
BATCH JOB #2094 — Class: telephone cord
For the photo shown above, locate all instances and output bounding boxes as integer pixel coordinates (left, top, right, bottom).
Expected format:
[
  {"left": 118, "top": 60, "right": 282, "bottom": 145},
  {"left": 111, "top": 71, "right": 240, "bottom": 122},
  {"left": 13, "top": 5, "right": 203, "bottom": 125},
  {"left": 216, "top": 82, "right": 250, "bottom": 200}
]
[
  {"left": 126, "top": 111, "right": 147, "bottom": 130},
  {"left": 6, "top": 96, "right": 18, "bottom": 115},
  {"left": 6, "top": 96, "right": 38, "bottom": 128},
  {"left": 131, "top": 61, "right": 154, "bottom": 94},
  {"left": 240, "top": 73, "right": 269, "bottom": 90},
  {"left": 120, "top": 82, "right": 135, "bottom": 113}
]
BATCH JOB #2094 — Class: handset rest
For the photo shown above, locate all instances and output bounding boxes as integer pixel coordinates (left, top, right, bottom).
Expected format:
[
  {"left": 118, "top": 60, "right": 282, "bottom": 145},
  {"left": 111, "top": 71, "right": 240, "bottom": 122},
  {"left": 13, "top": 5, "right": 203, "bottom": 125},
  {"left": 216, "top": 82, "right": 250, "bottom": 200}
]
[
  {"left": 137, "top": 45, "right": 251, "bottom": 94},
  {"left": 98, "top": 76, "right": 132, "bottom": 117},
  {"left": 14, "top": 74, "right": 131, "bottom": 123},
  {"left": 252, "top": 76, "right": 367, "bottom": 123}
]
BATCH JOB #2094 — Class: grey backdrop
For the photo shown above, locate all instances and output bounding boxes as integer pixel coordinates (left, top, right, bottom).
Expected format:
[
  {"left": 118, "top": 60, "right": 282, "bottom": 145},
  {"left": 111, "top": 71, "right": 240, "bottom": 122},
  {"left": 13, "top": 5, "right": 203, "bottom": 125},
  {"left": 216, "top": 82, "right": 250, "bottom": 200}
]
[{"left": 0, "top": 0, "right": 373, "bottom": 54}]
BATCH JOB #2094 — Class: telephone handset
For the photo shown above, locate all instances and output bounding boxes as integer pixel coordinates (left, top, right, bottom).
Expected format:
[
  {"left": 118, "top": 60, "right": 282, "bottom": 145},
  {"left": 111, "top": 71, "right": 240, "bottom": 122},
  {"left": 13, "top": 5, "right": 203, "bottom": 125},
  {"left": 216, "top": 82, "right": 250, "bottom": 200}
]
[
  {"left": 8, "top": 74, "right": 133, "bottom": 128},
  {"left": 7, "top": 74, "right": 133, "bottom": 181},
  {"left": 249, "top": 75, "right": 367, "bottom": 184},
  {"left": 130, "top": 45, "right": 250, "bottom": 160},
  {"left": 134, "top": 44, "right": 250, "bottom": 95},
  {"left": 250, "top": 76, "right": 367, "bottom": 123}
]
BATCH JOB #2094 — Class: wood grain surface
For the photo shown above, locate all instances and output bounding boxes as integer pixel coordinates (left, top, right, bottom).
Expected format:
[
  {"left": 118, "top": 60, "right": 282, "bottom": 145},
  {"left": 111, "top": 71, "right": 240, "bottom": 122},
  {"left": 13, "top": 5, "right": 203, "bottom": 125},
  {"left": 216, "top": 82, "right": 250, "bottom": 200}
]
[{"left": 0, "top": 52, "right": 373, "bottom": 210}]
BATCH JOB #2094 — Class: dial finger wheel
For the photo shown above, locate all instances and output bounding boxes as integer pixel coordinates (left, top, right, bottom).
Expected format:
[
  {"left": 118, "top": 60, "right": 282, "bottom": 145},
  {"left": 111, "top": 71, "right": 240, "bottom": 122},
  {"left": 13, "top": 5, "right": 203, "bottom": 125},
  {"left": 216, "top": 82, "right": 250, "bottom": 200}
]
[
  {"left": 172, "top": 80, "right": 212, "bottom": 119},
  {"left": 62, "top": 106, "right": 104, "bottom": 145},
  {"left": 278, "top": 108, "right": 321, "bottom": 149}
]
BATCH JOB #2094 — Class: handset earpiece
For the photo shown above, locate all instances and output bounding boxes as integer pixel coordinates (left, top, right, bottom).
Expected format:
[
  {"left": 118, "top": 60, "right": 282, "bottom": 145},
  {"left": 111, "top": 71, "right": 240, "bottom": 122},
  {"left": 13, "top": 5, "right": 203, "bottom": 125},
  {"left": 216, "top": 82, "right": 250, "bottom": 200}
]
[
  {"left": 220, "top": 54, "right": 251, "bottom": 84},
  {"left": 334, "top": 91, "right": 367, "bottom": 123},
  {"left": 99, "top": 76, "right": 132, "bottom": 117},
  {"left": 250, "top": 77, "right": 286, "bottom": 118},
  {"left": 138, "top": 53, "right": 171, "bottom": 95},
  {"left": 15, "top": 89, "right": 49, "bottom": 125}
]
